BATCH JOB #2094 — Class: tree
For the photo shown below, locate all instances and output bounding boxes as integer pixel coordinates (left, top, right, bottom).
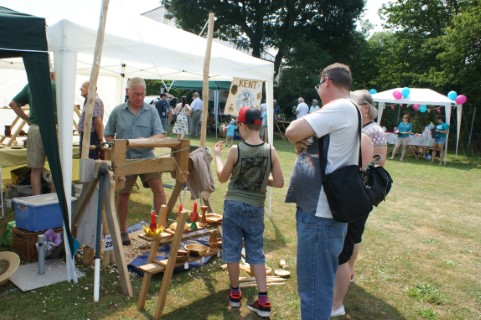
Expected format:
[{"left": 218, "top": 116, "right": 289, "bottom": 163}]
[
  {"left": 438, "top": 0, "right": 481, "bottom": 102},
  {"left": 161, "top": 0, "right": 364, "bottom": 80},
  {"left": 366, "top": 0, "right": 480, "bottom": 146},
  {"left": 437, "top": 0, "right": 481, "bottom": 144}
]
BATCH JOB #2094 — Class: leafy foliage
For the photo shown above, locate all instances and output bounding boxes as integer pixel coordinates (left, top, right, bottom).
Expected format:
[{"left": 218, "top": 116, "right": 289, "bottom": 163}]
[
  {"left": 161, "top": 0, "right": 364, "bottom": 79},
  {"left": 160, "top": 0, "right": 481, "bottom": 145}
]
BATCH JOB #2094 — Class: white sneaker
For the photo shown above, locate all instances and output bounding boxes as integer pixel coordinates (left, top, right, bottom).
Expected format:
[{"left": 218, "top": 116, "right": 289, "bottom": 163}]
[{"left": 331, "top": 305, "right": 345, "bottom": 317}]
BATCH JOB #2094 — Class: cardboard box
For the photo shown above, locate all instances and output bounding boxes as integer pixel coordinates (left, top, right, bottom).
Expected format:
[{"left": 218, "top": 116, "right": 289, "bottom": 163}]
[{"left": 13, "top": 193, "right": 71, "bottom": 232}]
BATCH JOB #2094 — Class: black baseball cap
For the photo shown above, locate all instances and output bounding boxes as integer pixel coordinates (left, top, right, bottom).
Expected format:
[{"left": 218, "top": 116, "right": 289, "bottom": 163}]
[{"left": 237, "top": 107, "right": 262, "bottom": 125}]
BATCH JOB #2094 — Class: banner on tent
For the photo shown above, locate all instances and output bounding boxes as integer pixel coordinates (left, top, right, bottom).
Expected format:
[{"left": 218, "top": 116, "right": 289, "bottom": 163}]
[{"left": 224, "top": 77, "right": 263, "bottom": 116}]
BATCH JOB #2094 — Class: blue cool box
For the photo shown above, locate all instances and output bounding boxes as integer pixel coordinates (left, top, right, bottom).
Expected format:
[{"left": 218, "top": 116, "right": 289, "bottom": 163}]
[{"left": 13, "top": 193, "right": 69, "bottom": 232}]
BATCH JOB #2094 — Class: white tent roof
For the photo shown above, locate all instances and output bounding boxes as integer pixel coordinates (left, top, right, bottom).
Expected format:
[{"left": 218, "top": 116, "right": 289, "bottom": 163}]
[
  {"left": 47, "top": 6, "right": 274, "bottom": 82},
  {"left": 372, "top": 88, "right": 461, "bottom": 163},
  {"left": 45, "top": 3, "right": 275, "bottom": 225},
  {"left": 372, "top": 88, "right": 454, "bottom": 106}
]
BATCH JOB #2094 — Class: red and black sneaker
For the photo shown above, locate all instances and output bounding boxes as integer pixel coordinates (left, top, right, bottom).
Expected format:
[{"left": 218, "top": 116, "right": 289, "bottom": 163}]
[
  {"left": 228, "top": 290, "right": 242, "bottom": 308},
  {"left": 247, "top": 300, "right": 271, "bottom": 318}
]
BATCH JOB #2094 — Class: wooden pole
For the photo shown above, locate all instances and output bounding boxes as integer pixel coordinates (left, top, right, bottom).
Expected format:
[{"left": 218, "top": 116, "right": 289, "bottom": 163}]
[
  {"left": 80, "top": 0, "right": 109, "bottom": 159},
  {"left": 199, "top": 12, "right": 215, "bottom": 147}
]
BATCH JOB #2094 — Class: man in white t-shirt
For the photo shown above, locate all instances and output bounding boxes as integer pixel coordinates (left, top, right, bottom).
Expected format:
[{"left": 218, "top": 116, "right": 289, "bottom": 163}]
[
  {"left": 285, "top": 63, "right": 373, "bottom": 320},
  {"left": 295, "top": 97, "right": 309, "bottom": 119}
]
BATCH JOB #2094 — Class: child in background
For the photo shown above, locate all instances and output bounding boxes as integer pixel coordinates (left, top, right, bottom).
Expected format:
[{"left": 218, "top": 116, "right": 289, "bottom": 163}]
[
  {"left": 214, "top": 107, "right": 284, "bottom": 318},
  {"left": 225, "top": 118, "right": 236, "bottom": 146}
]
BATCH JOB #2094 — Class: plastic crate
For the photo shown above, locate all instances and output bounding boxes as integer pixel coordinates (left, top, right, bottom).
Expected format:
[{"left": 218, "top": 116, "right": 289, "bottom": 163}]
[
  {"left": 13, "top": 193, "right": 73, "bottom": 232},
  {"left": 12, "top": 227, "right": 63, "bottom": 262}
]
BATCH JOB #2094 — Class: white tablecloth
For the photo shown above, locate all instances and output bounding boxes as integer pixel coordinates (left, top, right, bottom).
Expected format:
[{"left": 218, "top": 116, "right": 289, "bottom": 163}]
[{"left": 385, "top": 133, "right": 432, "bottom": 147}]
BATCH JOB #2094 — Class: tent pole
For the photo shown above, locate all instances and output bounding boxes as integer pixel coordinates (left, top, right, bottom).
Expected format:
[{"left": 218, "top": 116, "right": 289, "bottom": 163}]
[
  {"left": 200, "top": 12, "right": 214, "bottom": 147},
  {"left": 468, "top": 106, "right": 476, "bottom": 148},
  {"left": 396, "top": 104, "right": 401, "bottom": 125},
  {"left": 214, "top": 90, "right": 219, "bottom": 138}
]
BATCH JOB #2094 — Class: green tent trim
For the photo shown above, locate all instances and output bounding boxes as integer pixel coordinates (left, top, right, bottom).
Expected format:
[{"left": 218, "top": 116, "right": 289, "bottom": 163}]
[
  {"left": 169, "top": 80, "right": 231, "bottom": 90},
  {"left": 0, "top": 6, "right": 74, "bottom": 256}
]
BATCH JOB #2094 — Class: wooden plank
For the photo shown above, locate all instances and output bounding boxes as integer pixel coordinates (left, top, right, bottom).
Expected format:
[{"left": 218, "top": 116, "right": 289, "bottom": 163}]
[
  {"left": 138, "top": 263, "right": 165, "bottom": 274},
  {"left": 119, "top": 158, "right": 176, "bottom": 175},
  {"left": 138, "top": 231, "right": 172, "bottom": 242},
  {"left": 72, "top": 178, "right": 99, "bottom": 225},
  {"left": 158, "top": 203, "right": 169, "bottom": 228},
  {"left": 137, "top": 271, "right": 155, "bottom": 311},
  {"left": 174, "top": 139, "right": 190, "bottom": 184},
  {"left": 103, "top": 171, "right": 132, "bottom": 297},
  {"left": 126, "top": 137, "right": 181, "bottom": 148},
  {"left": 199, "top": 12, "right": 215, "bottom": 147},
  {"left": 111, "top": 140, "right": 127, "bottom": 190},
  {"left": 153, "top": 211, "right": 189, "bottom": 320}
]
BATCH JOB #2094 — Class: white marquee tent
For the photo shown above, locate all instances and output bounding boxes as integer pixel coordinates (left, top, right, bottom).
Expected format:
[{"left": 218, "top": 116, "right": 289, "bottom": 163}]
[
  {"left": 1, "top": 6, "right": 275, "bottom": 190},
  {"left": 372, "top": 88, "right": 462, "bottom": 162},
  {"left": 0, "top": 4, "right": 276, "bottom": 240},
  {"left": 0, "top": 3, "right": 275, "bottom": 284}
]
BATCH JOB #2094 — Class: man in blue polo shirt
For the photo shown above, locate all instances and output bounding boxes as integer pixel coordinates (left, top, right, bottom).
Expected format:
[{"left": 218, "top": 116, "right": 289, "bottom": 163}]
[{"left": 104, "top": 77, "right": 166, "bottom": 245}]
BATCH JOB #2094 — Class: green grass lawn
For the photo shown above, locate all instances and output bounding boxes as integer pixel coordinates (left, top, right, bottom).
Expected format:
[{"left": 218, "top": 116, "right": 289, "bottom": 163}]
[{"left": 1, "top": 136, "right": 480, "bottom": 319}]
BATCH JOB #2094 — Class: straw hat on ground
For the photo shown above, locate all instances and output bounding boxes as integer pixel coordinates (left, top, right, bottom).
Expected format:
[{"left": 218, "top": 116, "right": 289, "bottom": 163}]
[{"left": 0, "top": 251, "right": 20, "bottom": 285}]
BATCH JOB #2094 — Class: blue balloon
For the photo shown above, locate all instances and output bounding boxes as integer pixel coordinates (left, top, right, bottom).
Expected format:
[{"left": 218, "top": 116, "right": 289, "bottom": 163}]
[
  {"left": 369, "top": 89, "right": 377, "bottom": 95},
  {"left": 447, "top": 90, "right": 457, "bottom": 100},
  {"left": 419, "top": 104, "right": 427, "bottom": 113},
  {"left": 402, "top": 87, "right": 410, "bottom": 98}
]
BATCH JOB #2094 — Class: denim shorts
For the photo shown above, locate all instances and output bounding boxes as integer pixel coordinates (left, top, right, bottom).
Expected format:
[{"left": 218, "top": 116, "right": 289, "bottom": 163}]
[
  {"left": 221, "top": 200, "right": 265, "bottom": 265},
  {"left": 434, "top": 137, "right": 446, "bottom": 145}
]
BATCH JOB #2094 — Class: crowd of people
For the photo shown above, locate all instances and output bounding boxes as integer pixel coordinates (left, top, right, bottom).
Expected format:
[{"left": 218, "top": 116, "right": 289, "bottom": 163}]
[{"left": 9, "top": 61, "right": 450, "bottom": 319}]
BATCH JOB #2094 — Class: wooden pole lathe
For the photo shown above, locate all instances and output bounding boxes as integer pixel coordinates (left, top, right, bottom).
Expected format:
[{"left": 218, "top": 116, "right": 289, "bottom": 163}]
[
  {"left": 199, "top": 12, "right": 215, "bottom": 147},
  {"left": 107, "top": 137, "right": 190, "bottom": 216},
  {"left": 80, "top": 0, "right": 109, "bottom": 160}
]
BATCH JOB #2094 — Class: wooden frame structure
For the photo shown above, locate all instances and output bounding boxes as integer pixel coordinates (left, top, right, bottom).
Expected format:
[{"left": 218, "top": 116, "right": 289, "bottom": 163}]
[
  {"left": 72, "top": 137, "right": 191, "bottom": 298},
  {"left": 0, "top": 105, "right": 81, "bottom": 147}
]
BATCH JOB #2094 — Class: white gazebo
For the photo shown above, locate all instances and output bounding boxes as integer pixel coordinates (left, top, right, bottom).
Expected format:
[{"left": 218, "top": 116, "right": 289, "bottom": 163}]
[{"left": 372, "top": 88, "right": 463, "bottom": 162}]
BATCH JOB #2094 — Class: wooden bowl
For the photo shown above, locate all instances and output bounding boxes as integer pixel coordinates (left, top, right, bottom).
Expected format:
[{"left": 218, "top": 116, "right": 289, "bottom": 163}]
[
  {"left": 205, "top": 213, "right": 223, "bottom": 224},
  {"left": 185, "top": 243, "right": 208, "bottom": 257},
  {"left": 176, "top": 250, "right": 189, "bottom": 263}
]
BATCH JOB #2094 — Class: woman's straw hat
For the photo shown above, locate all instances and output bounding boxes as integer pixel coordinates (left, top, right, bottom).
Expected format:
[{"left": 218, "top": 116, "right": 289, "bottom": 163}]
[{"left": 0, "top": 251, "right": 20, "bottom": 285}]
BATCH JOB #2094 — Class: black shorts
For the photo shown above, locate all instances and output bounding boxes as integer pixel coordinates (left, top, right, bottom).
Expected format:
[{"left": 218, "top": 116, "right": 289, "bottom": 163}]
[{"left": 338, "top": 213, "right": 370, "bottom": 265}]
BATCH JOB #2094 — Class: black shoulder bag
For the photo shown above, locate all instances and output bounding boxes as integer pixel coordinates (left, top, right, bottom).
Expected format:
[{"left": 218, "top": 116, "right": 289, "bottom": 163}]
[
  {"left": 319, "top": 103, "right": 373, "bottom": 223},
  {"left": 363, "top": 155, "right": 393, "bottom": 206}
]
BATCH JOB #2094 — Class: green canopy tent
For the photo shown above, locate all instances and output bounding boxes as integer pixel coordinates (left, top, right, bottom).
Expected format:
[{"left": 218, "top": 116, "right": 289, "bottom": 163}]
[
  {"left": 168, "top": 80, "right": 231, "bottom": 137},
  {"left": 0, "top": 7, "right": 74, "bottom": 257},
  {"left": 168, "top": 80, "right": 231, "bottom": 90}
]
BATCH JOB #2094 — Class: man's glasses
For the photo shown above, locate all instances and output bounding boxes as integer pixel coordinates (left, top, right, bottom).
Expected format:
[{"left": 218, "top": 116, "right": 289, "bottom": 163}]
[{"left": 315, "top": 77, "right": 328, "bottom": 91}]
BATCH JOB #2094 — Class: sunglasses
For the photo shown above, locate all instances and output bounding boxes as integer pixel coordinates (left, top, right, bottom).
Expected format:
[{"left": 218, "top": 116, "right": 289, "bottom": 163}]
[{"left": 315, "top": 77, "right": 329, "bottom": 90}]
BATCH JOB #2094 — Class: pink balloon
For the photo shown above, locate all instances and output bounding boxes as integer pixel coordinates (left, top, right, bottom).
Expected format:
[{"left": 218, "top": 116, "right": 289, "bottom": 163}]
[
  {"left": 455, "top": 94, "right": 467, "bottom": 104},
  {"left": 393, "top": 90, "right": 402, "bottom": 100},
  {"left": 413, "top": 104, "right": 420, "bottom": 111}
]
